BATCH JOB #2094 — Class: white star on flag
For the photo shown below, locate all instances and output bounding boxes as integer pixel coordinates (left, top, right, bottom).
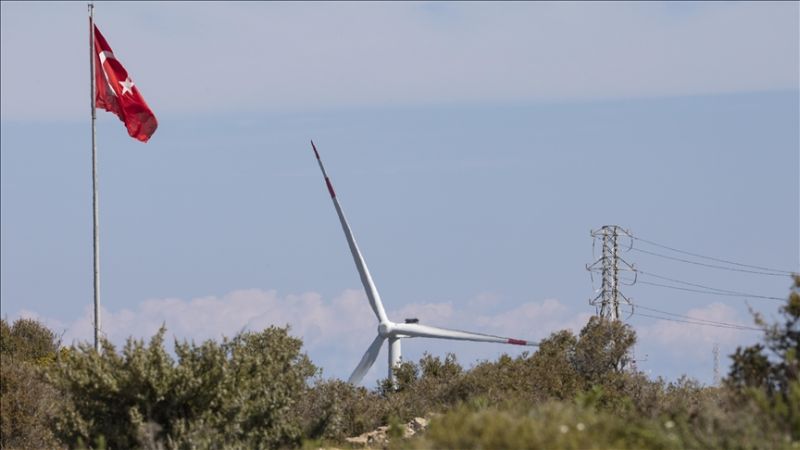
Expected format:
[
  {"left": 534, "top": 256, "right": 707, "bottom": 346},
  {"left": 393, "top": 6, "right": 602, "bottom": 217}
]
[{"left": 119, "top": 78, "right": 135, "bottom": 95}]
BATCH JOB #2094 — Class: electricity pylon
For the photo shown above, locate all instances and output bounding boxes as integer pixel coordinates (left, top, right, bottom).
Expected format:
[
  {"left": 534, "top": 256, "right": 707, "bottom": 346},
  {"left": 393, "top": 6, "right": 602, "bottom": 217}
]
[{"left": 587, "top": 225, "right": 636, "bottom": 320}]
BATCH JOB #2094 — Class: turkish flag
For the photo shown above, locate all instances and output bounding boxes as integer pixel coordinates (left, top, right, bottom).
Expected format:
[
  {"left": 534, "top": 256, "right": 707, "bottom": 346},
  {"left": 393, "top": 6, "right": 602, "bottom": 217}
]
[{"left": 93, "top": 24, "right": 157, "bottom": 142}]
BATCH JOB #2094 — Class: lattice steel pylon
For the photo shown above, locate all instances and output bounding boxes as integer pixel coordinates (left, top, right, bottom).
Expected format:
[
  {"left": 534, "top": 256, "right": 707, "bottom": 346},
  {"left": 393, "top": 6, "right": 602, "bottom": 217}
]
[{"left": 586, "top": 225, "right": 636, "bottom": 320}]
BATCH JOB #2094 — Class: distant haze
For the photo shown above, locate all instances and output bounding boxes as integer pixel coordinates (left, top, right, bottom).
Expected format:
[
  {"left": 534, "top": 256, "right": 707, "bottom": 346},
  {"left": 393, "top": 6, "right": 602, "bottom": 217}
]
[{"left": 1, "top": 2, "right": 797, "bottom": 119}]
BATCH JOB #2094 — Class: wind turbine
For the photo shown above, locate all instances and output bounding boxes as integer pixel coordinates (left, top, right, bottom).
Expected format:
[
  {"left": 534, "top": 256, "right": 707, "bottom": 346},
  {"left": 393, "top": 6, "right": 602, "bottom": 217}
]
[{"left": 310, "top": 140, "right": 537, "bottom": 385}]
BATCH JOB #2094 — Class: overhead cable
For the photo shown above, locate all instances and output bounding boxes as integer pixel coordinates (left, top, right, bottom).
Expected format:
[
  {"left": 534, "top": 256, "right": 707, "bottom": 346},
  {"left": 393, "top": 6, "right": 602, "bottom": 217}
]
[
  {"left": 631, "top": 311, "right": 761, "bottom": 331},
  {"left": 629, "top": 304, "right": 762, "bottom": 330},
  {"left": 631, "top": 235, "right": 796, "bottom": 275},
  {"left": 634, "top": 279, "right": 784, "bottom": 301},
  {"left": 630, "top": 247, "right": 791, "bottom": 277},
  {"left": 622, "top": 307, "right": 762, "bottom": 331},
  {"left": 635, "top": 270, "right": 785, "bottom": 301}
]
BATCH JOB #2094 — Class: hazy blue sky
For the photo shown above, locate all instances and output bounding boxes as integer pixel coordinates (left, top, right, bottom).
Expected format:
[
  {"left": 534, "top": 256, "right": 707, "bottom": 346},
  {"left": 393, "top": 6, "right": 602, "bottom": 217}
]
[{"left": 1, "top": 1, "right": 798, "bottom": 386}]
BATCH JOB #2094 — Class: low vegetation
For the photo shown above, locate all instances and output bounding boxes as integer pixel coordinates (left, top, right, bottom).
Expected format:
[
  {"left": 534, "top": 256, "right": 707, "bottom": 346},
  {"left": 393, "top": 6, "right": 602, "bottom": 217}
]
[
  {"left": 1, "top": 276, "right": 797, "bottom": 449},
  {"left": 1, "top": 318, "right": 62, "bottom": 449}
]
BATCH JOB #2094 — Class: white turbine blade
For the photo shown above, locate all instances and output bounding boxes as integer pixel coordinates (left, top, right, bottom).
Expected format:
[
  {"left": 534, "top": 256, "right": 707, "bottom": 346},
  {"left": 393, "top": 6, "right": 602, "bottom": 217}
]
[
  {"left": 393, "top": 322, "right": 538, "bottom": 347},
  {"left": 311, "top": 141, "right": 389, "bottom": 324},
  {"left": 348, "top": 334, "right": 386, "bottom": 384}
]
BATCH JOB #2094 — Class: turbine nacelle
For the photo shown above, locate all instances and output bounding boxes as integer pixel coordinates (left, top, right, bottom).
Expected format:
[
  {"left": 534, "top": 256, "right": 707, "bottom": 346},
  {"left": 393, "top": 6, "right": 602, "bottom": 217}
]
[{"left": 379, "top": 320, "right": 421, "bottom": 340}]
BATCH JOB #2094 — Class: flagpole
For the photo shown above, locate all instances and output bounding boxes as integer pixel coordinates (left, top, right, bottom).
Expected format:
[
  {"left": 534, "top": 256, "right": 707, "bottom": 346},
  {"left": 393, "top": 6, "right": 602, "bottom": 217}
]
[{"left": 89, "top": 2, "right": 101, "bottom": 352}]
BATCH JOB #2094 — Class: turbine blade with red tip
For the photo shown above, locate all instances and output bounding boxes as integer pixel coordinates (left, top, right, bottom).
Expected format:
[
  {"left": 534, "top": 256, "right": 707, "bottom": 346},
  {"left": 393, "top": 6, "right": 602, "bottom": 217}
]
[
  {"left": 311, "top": 140, "right": 389, "bottom": 324},
  {"left": 392, "top": 322, "right": 538, "bottom": 347}
]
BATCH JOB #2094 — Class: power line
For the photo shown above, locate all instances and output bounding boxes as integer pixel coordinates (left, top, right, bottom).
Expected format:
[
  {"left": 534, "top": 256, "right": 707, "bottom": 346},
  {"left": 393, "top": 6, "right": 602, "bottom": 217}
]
[
  {"left": 624, "top": 308, "right": 762, "bottom": 332},
  {"left": 586, "top": 228, "right": 787, "bottom": 333},
  {"left": 634, "top": 279, "right": 784, "bottom": 302},
  {"left": 632, "top": 312, "right": 761, "bottom": 331},
  {"left": 631, "top": 235, "right": 796, "bottom": 275},
  {"left": 629, "top": 304, "right": 762, "bottom": 330},
  {"left": 634, "top": 270, "right": 785, "bottom": 301},
  {"left": 631, "top": 247, "right": 791, "bottom": 277}
]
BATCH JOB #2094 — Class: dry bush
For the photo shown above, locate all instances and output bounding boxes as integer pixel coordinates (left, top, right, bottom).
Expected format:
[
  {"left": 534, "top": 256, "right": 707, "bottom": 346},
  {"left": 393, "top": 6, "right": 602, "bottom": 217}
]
[
  {"left": 0, "top": 318, "right": 63, "bottom": 449},
  {"left": 295, "top": 379, "right": 386, "bottom": 441}
]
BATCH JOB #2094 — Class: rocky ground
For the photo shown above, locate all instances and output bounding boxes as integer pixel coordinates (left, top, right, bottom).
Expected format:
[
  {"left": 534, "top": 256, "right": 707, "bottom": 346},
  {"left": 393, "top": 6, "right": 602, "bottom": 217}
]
[{"left": 339, "top": 416, "right": 430, "bottom": 449}]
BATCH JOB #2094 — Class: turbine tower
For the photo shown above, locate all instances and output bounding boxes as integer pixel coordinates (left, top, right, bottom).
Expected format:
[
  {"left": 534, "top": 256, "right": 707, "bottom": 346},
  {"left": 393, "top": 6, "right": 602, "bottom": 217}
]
[{"left": 311, "top": 141, "right": 538, "bottom": 385}]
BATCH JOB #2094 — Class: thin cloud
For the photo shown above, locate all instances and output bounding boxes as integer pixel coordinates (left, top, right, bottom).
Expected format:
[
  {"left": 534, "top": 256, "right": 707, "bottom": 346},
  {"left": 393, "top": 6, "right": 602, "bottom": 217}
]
[
  {"left": 10, "top": 290, "right": 757, "bottom": 384},
  {"left": 1, "top": 2, "right": 797, "bottom": 120},
  {"left": 15, "top": 288, "right": 581, "bottom": 381}
]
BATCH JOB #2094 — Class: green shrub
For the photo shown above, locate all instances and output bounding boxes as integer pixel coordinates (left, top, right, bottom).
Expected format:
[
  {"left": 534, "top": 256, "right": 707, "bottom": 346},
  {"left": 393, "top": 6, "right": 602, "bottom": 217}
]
[
  {"left": 727, "top": 275, "right": 800, "bottom": 441},
  {"left": 413, "top": 401, "right": 680, "bottom": 450},
  {"left": 410, "top": 397, "right": 796, "bottom": 450},
  {"left": 0, "top": 318, "right": 62, "bottom": 449},
  {"left": 295, "top": 378, "right": 385, "bottom": 441},
  {"left": 50, "top": 325, "right": 317, "bottom": 449},
  {"left": 6, "top": 279, "right": 798, "bottom": 449}
]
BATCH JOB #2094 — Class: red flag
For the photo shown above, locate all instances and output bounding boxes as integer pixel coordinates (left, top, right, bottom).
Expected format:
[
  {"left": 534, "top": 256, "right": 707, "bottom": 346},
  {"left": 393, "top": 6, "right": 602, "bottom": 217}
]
[{"left": 93, "top": 24, "right": 157, "bottom": 142}]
